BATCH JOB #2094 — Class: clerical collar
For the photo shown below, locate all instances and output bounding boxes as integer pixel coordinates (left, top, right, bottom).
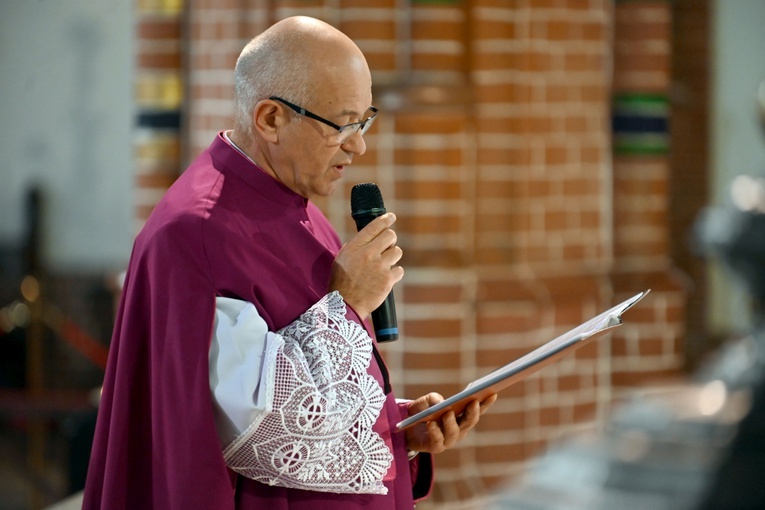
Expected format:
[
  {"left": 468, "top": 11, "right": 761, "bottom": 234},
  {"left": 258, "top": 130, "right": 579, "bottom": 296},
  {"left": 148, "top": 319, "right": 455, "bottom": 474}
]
[
  {"left": 223, "top": 130, "right": 258, "bottom": 167},
  {"left": 220, "top": 131, "right": 309, "bottom": 208}
]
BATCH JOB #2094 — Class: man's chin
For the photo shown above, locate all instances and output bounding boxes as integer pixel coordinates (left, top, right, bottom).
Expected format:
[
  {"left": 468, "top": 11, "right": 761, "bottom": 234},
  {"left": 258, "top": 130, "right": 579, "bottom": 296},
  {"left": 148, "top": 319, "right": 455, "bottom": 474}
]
[{"left": 308, "top": 181, "right": 340, "bottom": 200}]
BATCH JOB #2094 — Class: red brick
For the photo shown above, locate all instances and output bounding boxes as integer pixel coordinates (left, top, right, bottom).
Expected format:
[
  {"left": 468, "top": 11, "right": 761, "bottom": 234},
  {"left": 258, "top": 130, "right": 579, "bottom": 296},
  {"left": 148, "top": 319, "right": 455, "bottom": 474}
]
[
  {"left": 475, "top": 180, "right": 519, "bottom": 200},
  {"left": 137, "top": 52, "right": 182, "bottom": 70},
  {"left": 411, "top": 53, "right": 464, "bottom": 71},
  {"left": 395, "top": 113, "right": 466, "bottom": 134},
  {"left": 582, "top": 21, "right": 606, "bottom": 41},
  {"left": 411, "top": 19, "right": 465, "bottom": 41},
  {"left": 476, "top": 348, "right": 535, "bottom": 369},
  {"left": 539, "top": 406, "right": 561, "bottom": 426},
  {"left": 394, "top": 180, "right": 462, "bottom": 200},
  {"left": 479, "top": 411, "right": 527, "bottom": 432},
  {"left": 573, "top": 341, "right": 601, "bottom": 360},
  {"left": 572, "top": 401, "right": 597, "bottom": 421},
  {"left": 611, "top": 369, "right": 683, "bottom": 388},
  {"left": 403, "top": 351, "right": 461, "bottom": 369},
  {"left": 403, "top": 284, "right": 463, "bottom": 304},
  {"left": 565, "top": 52, "right": 606, "bottom": 72},
  {"left": 135, "top": 174, "right": 177, "bottom": 189},
  {"left": 614, "top": 53, "right": 670, "bottom": 75},
  {"left": 638, "top": 337, "right": 666, "bottom": 356},
  {"left": 364, "top": 52, "right": 397, "bottom": 72},
  {"left": 403, "top": 318, "right": 462, "bottom": 338},
  {"left": 397, "top": 214, "right": 463, "bottom": 234},
  {"left": 340, "top": 20, "right": 396, "bottom": 41},
  {"left": 562, "top": 243, "right": 589, "bottom": 261},
  {"left": 477, "top": 444, "right": 527, "bottom": 464},
  {"left": 474, "top": 20, "right": 517, "bottom": 40},
  {"left": 474, "top": 52, "right": 523, "bottom": 71},
  {"left": 616, "top": 19, "right": 670, "bottom": 42},
  {"left": 138, "top": 19, "right": 181, "bottom": 39},
  {"left": 478, "top": 305, "right": 537, "bottom": 331},
  {"left": 394, "top": 148, "right": 463, "bottom": 166}
]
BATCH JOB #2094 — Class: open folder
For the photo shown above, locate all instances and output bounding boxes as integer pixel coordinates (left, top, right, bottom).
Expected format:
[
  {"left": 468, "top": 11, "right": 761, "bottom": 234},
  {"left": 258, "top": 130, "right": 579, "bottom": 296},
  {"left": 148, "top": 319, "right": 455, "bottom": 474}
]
[{"left": 396, "top": 290, "right": 650, "bottom": 431}]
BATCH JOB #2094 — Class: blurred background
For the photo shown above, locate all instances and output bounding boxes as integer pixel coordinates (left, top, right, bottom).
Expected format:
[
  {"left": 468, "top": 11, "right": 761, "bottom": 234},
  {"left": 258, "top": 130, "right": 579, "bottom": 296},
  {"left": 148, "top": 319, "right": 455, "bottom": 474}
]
[{"left": 1, "top": 0, "right": 764, "bottom": 509}]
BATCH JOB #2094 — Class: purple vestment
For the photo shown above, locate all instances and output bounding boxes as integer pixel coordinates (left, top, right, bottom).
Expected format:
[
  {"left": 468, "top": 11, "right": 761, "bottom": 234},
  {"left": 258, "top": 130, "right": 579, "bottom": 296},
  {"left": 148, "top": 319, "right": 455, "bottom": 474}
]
[{"left": 83, "top": 133, "right": 432, "bottom": 509}]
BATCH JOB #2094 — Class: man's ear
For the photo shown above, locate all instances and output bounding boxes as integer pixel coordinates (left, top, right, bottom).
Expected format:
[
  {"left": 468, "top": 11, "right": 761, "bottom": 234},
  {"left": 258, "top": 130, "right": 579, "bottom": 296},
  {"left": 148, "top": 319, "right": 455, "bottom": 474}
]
[{"left": 252, "top": 99, "right": 282, "bottom": 143}]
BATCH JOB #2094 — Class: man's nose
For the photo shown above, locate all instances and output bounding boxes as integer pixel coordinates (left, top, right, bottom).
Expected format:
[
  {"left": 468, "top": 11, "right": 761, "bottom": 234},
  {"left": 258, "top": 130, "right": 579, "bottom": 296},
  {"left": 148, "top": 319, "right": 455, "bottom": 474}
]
[{"left": 341, "top": 130, "right": 367, "bottom": 156}]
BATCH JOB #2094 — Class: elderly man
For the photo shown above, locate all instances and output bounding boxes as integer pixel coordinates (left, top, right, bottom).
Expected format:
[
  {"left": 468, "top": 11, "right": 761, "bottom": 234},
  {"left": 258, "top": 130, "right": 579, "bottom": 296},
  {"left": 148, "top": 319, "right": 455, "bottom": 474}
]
[{"left": 83, "top": 16, "right": 495, "bottom": 509}]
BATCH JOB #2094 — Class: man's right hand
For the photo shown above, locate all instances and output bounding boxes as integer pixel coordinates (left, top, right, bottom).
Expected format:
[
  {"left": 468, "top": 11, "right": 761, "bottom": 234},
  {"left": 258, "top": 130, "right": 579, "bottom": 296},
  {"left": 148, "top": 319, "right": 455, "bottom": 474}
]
[{"left": 329, "top": 212, "right": 404, "bottom": 319}]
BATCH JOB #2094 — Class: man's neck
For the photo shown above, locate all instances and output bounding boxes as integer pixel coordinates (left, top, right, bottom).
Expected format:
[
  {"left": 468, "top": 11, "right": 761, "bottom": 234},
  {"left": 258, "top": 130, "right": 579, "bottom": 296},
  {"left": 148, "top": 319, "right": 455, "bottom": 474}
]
[
  {"left": 227, "top": 130, "right": 282, "bottom": 185},
  {"left": 228, "top": 130, "right": 256, "bottom": 160}
]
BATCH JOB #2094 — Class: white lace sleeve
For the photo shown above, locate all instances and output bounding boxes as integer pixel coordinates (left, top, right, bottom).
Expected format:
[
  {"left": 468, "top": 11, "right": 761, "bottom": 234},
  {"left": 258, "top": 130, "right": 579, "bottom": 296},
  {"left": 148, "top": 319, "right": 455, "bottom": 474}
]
[{"left": 220, "top": 291, "right": 394, "bottom": 495}]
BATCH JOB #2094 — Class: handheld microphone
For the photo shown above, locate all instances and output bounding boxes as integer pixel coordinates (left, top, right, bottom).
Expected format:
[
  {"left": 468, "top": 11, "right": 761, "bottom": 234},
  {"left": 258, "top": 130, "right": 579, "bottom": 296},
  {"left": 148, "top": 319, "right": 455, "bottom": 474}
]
[{"left": 350, "top": 182, "right": 399, "bottom": 342}]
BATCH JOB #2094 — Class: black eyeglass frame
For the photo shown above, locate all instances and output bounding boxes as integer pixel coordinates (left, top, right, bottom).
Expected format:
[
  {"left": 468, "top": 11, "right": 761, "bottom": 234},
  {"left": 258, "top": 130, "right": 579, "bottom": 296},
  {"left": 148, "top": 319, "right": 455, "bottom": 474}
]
[{"left": 269, "top": 96, "right": 379, "bottom": 143}]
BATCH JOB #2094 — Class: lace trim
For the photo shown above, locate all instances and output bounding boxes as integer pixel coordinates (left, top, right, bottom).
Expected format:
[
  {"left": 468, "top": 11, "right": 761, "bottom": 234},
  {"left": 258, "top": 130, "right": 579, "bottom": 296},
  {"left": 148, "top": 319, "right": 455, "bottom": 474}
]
[{"left": 222, "top": 291, "right": 393, "bottom": 494}]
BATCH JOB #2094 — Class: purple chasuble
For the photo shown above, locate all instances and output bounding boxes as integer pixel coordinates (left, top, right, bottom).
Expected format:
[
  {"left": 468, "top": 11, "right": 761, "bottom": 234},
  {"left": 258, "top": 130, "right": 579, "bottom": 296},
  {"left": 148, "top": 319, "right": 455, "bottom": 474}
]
[{"left": 83, "top": 133, "right": 432, "bottom": 509}]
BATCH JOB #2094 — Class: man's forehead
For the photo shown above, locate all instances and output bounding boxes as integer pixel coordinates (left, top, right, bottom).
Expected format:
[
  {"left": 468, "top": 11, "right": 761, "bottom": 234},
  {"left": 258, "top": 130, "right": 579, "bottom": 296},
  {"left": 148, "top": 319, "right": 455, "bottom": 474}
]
[{"left": 323, "top": 87, "right": 373, "bottom": 117}]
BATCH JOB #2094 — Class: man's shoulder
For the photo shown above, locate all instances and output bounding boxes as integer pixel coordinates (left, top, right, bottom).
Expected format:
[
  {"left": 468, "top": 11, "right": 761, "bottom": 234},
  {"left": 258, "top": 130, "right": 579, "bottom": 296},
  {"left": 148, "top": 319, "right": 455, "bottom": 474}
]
[{"left": 134, "top": 170, "right": 219, "bottom": 255}]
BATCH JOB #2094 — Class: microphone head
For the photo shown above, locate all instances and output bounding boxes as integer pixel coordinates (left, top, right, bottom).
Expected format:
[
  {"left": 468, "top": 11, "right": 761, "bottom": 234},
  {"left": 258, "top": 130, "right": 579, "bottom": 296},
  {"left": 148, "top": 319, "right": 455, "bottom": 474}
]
[{"left": 351, "top": 182, "right": 385, "bottom": 215}]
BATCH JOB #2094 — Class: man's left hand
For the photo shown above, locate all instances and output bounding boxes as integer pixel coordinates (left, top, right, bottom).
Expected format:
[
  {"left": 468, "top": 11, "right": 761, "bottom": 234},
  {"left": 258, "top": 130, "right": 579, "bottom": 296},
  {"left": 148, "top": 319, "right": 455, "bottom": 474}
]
[{"left": 405, "top": 392, "right": 497, "bottom": 454}]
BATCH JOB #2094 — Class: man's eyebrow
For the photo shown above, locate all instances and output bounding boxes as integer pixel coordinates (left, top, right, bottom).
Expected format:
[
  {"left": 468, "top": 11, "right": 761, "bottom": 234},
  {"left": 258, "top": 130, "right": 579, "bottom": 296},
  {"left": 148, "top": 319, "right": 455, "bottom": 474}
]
[
  {"left": 340, "top": 108, "right": 362, "bottom": 117},
  {"left": 339, "top": 106, "right": 374, "bottom": 119}
]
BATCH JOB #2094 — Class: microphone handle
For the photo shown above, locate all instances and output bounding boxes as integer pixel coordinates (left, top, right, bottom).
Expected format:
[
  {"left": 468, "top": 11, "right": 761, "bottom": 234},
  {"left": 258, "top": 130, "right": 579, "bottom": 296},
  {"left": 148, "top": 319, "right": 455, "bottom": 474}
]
[
  {"left": 352, "top": 210, "right": 399, "bottom": 342},
  {"left": 371, "top": 296, "right": 398, "bottom": 342}
]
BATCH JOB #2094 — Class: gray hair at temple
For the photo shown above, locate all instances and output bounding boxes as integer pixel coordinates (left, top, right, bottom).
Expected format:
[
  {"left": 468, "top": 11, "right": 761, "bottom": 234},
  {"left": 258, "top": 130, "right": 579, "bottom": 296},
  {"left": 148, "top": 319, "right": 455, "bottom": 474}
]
[{"left": 234, "top": 29, "right": 314, "bottom": 138}]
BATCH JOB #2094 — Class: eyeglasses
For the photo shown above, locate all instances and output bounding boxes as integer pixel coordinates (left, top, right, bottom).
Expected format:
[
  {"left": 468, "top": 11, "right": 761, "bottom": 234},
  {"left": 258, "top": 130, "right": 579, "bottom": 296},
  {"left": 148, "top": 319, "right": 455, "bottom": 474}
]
[{"left": 270, "top": 96, "right": 379, "bottom": 146}]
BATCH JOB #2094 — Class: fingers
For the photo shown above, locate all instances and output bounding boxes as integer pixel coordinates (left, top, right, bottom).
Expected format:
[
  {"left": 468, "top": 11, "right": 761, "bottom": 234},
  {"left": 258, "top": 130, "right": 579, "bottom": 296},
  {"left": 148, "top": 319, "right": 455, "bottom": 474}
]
[
  {"left": 429, "top": 407, "right": 472, "bottom": 452},
  {"left": 479, "top": 394, "right": 498, "bottom": 414},
  {"left": 423, "top": 405, "right": 469, "bottom": 452},
  {"left": 405, "top": 394, "right": 496, "bottom": 455},
  {"left": 356, "top": 214, "right": 403, "bottom": 274},
  {"left": 354, "top": 213, "right": 397, "bottom": 247},
  {"left": 457, "top": 400, "right": 482, "bottom": 430},
  {"left": 440, "top": 410, "right": 461, "bottom": 449},
  {"left": 330, "top": 212, "right": 403, "bottom": 318},
  {"left": 357, "top": 216, "right": 403, "bottom": 298},
  {"left": 456, "top": 395, "right": 496, "bottom": 428},
  {"left": 418, "top": 414, "right": 451, "bottom": 454},
  {"left": 433, "top": 398, "right": 495, "bottom": 450},
  {"left": 380, "top": 241, "right": 404, "bottom": 281},
  {"left": 408, "top": 393, "right": 444, "bottom": 415}
]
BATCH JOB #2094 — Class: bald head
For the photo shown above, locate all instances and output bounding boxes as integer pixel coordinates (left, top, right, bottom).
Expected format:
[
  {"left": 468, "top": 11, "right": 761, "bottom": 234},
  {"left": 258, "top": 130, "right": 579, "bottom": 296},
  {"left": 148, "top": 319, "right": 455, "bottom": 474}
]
[{"left": 234, "top": 16, "right": 371, "bottom": 138}]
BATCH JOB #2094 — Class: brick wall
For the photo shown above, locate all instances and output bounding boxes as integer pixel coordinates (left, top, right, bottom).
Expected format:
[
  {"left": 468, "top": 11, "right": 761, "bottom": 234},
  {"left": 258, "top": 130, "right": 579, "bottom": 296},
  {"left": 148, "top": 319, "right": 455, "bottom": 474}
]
[
  {"left": 134, "top": 0, "right": 184, "bottom": 231},
  {"left": 135, "top": 0, "right": 688, "bottom": 506},
  {"left": 670, "top": 0, "right": 711, "bottom": 369},
  {"left": 609, "top": 0, "right": 685, "bottom": 393}
]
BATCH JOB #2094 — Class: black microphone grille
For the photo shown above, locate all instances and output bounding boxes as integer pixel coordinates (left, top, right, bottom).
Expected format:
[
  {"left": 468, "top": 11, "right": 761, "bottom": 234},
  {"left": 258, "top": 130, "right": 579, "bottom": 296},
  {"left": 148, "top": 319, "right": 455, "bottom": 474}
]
[{"left": 351, "top": 182, "right": 385, "bottom": 213}]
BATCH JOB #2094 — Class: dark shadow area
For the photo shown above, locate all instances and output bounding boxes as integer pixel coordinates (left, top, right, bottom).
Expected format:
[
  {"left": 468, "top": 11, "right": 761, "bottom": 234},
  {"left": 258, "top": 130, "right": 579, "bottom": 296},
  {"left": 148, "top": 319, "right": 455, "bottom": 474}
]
[{"left": 0, "top": 188, "right": 115, "bottom": 509}]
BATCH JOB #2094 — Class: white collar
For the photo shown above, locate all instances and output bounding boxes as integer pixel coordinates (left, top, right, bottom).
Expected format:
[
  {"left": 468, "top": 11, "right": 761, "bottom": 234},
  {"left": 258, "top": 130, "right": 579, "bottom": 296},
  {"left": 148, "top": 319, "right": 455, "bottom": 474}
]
[{"left": 223, "top": 130, "right": 257, "bottom": 166}]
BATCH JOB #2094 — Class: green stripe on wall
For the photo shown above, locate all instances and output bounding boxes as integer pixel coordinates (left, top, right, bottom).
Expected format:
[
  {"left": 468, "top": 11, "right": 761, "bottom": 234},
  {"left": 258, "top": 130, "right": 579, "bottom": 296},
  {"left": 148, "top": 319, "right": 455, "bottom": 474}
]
[{"left": 613, "top": 132, "right": 670, "bottom": 155}]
